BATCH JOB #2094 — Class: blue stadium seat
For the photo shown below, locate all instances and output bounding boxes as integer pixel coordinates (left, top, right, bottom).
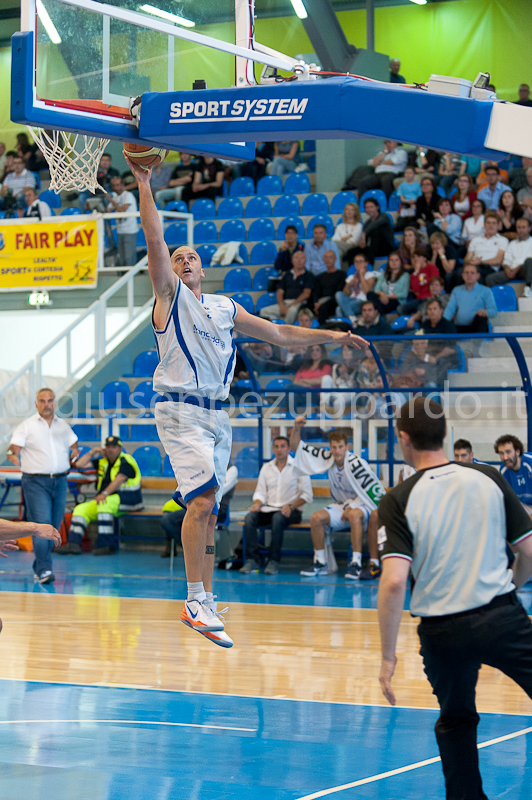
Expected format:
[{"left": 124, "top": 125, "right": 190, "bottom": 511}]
[
  {"left": 284, "top": 173, "right": 310, "bottom": 194},
  {"left": 220, "top": 219, "right": 246, "bottom": 242},
  {"left": 164, "top": 200, "right": 188, "bottom": 214},
  {"left": 248, "top": 218, "right": 275, "bottom": 240},
  {"left": 71, "top": 413, "right": 97, "bottom": 442},
  {"left": 273, "top": 195, "right": 300, "bottom": 216},
  {"left": 230, "top": 177, "right": 255, "bottom": 197},
  {"left": 245, "top": 196, "right": 272, "bottom": 217},
  {"left": 164, "top": 222, "right": 187, "bottom": 246},
  {"left": 31, "top": 171, "right": 41, "bottom": 190},
  {"left": 163, "top": 454, "right": 174, "bottom": 477},
  {"left": 238, "top": 243, "right": 249, "bottom": 264},
  {"left": 307, "top": 154, "right": 316, "bottom": 171},
  {"left": 265, "top": 378, "right": 291, "bottom": 391},
  {"left": 193, "top": 221, "right": 218, "bottom": 243},
  {"left": 255, "top": 292, "right": 277, "bottom": 313},
  {"left": 253, "top": 266, "right": 277, "bottom": 290},
  {"left": 224, "top": 267, "right": 251, "bottom": 291},
  {"left": 233, "top": 413, "right": 259, "bottom": 442},
  {"left": 330, "top": 191, "right": 358, "bottom": 214},
  {"left": 269, "top": 318, "right": 286, "bottom": 324},
  {"left": 257, "top": 175, "right": 282, "bottom": 195},
  {"left": 106, "top": 412, "right": 129, "bottom": 440},
  {"left": 196, "top": 244, "right": 217, "bottom": 266},
  {"left": 302, "top": 193, "right": 329, "bottom": 215},
  {"left": 217, "top": 197, "right": 244, "bottom": 219},
  {"left": 360, "top": 189, "right": 387, "bottom": 211},
  {"left": 101, "top": 381, "right": 131, "bottom": 410},
  {"left": 131, "top": 380, "right": 158, "bottom": 410},
  {"left": 392, "top": 315, "right": 416, "bottom": 331},
  {"left": 306, "top": 215, "right": 334, "bottom": 237},
  {"left": 128, "top": 413, "right": 158, "bottom": 441},
  {"left": 448, "top": 345, "right": 467, "bottom": 374},
  {"left": 60, "top": 206, "right": 83, "bottom": 216},
  {"left": 250, "top": 240, "right": 278, "bottom": 265},
  {"left": 347, "top": 264, "right": 356, "bottom": 277},
  {"left": 132, "top": 446, "right": 162, "bottom": 476},
  {"left": 39, "top": 189, "right": 61, "bottom": 209},
  {"left": 128, "top": 350, "right": 158, "bottom": 378},
  {"left": 294, "top": 318, "right": 319, "bottom": 328},
  {"left": 192, "top": 198, "right": 216, "bottom": 219},
  {"left": 437, "top": 186, "right": 447, "bottom": 198},
  {"left": 231, "top": 292, "right": 254, "bottom": 313},
  {"left": 388, "top": 191, "right": 402, "bottom": 212},
  {"left": 277, "top": 215, "right": 305, "bottom": 239},
  {"left": 491, "top": 284, "right": 517, "bottom": 312},
  {"left": 235, "top": 446, "right": 260, "bottom": 479},
  {"left": 303, "top": 140, "right": 316, "bottom": 152}
]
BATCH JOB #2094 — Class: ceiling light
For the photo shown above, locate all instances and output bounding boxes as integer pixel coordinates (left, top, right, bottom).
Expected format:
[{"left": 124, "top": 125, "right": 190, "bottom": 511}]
[
  {"left": 409, "top": 0, "right": 428, "bottom": 5},
  {"left": 140, "top": 4, "right": 195, "bottom": 27},
  {"left": 37, "top": 0, "right": 62, "bottom": 44},
  {"left": 289, "top": 0, "right": 308, "bottom": 20}
]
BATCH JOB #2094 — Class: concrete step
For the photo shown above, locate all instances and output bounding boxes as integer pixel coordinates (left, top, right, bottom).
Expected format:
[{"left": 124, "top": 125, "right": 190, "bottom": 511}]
[
  {"left": 519, "top": 297, "right": 532, "bottom": 311},
  {"left": 467, "top": 355, "right": 532, "bottom": 373},
  {"left": 494, "top": 310, "right": 532, "bottom": 326}
]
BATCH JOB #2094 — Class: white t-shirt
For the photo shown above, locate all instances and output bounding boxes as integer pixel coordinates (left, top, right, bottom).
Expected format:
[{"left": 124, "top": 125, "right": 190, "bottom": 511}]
[
  {"left": 333, "top": 222, "right": 362, "bottom": 246},
  {"left": 345, "top": 270, "right": 377, "bottom": 300},
  {"left": 108, "top": 190, "right": 138, "bottom": 234},
  {"left": 503, "top": 236, "right": 532, "bottom": 270},
  {"left": 461, "top": 215, "right": 485, "bottom": 242},
  {"left": 11, "top": 413, "right": 77, "bottom": 474},
  {"left": 467, "top": 233, "right": 508, "bottom": 269}
]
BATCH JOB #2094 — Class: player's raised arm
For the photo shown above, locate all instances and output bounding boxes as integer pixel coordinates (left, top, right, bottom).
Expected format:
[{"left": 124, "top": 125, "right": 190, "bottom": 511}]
[
  {"left": 233, "top": 305, "right": 368, "bottom": 349},
  {"left": 124, "top": 156, "right": 175, "bottom": 302},
  {"left": 289, "top": 416, "right": 306, "bottom": 452}
]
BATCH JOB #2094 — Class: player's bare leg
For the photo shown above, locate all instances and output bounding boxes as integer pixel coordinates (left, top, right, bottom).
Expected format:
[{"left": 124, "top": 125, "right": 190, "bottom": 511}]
[
  {"left": 300, "top": 509, "right": 331, "bottom": 576},
  {"left": 359, "top": 509, "right": 382, "bottom": 581},
  {"left": 198, "top": 506, "right": 234, "bottom": 648},
  {"left": 345, "top": 508, "right": 365, "bottom": 580}
]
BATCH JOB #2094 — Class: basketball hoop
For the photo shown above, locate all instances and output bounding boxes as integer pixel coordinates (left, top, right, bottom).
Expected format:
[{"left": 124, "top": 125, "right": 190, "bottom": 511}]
[{"left": 27, "top": 127, "right": 110, "bottom": 193}]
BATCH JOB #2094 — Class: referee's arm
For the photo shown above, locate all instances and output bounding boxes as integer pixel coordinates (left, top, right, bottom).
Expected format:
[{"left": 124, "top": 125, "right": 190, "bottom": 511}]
[
  {"left": 511, "top": 535, "right": 532, "bottom": 589},
  {"left": 378, "top": 557, "right": 410, "bottom": 706}
]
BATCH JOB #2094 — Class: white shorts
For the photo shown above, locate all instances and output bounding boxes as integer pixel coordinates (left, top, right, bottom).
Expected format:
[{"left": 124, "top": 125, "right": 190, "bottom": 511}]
[
  {"left": 325, "top": 500, "right": 372, "bottom": 533},
  {"left": 154, "top": 401, "right": 232, "bottom": 514}
]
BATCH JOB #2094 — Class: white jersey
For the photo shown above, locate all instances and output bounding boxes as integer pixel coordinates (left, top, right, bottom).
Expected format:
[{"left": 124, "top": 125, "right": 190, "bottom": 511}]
[
  {"left": 153, "top": 280, "right": 237, "bottom": 401},
  {"left": 328, "top": 462, "right": 355, "bottom": 506}
]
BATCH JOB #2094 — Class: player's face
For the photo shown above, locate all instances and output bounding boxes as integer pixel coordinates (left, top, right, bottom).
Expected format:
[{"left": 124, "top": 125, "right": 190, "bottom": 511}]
[
  {"left": 454, "top": 448, "right": 473, "bottom": 463},
  {"left": 498, "top": 444, "right": 520, "bottom": 470},
  {"left": 172, "top": 247, "right": 205, "bottom": 288},
  {"left": 330, "top": 440, "right": 347, "bottom": 464}
]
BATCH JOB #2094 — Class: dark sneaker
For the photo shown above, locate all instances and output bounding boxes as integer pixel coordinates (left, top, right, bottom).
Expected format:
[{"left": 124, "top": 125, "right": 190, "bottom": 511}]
[
  {"left": 264, "top": 560, "right": 279, "bottom": 575},
  {"left": 345, "top": 562, "right": 362, "bottom": 580},
  {"left": 34, "top": 570, "right": 55, "bottom": 585},
  {"left": 239, "top": 559, "right": 260, "bottom": 574},
  {"left": 55, "top": 542, "right": 82, "bottom": 555},
  {"left": 300, "top": 560, "right": 328, "bottom": 577},
  {"left": 359, "top": 562, "right": 382, "bottom": 581},
  {"left": 93, "top": 546, "right": 116, "bottom": 556}
]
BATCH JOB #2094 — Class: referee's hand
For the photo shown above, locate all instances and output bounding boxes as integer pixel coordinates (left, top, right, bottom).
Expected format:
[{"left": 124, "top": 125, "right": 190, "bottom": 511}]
[
  {"left": 379, "top": 656, "right": 397, "bottom": 706},
  {"left": 31, "top": 524, "right": 62, "bottom": 547}
]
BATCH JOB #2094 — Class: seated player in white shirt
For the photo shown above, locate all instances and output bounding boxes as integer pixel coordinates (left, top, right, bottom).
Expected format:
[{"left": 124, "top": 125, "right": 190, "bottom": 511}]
[{"left": 290, "top": 416, "right": 385, "bottom": 581}]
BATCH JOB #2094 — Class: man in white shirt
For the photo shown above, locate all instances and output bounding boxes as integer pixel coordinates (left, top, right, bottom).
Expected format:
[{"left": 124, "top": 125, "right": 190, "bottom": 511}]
[
  {"left": 240, "top": 437, "right": 313, "bottom": 575},
  {"left": 7, "top": 388, "right": 79, "bottom": 584},
  {"left": 23, "top": 187, "right": 52, "bottom": 220},
  {"left": 358, "top": 140, "right": 408, "bottom": 200},
  {"left": 105, "top": 175, "right": 138, "bottom": 267},
  {"left": 485, "top": 217, "right": 532, "bottom": 292},
  {"left": 0, "top": 154, "right": 36, "bottom": 210},
  {"left": 463, "top": 212, "right": 508, "bottom": 283}
]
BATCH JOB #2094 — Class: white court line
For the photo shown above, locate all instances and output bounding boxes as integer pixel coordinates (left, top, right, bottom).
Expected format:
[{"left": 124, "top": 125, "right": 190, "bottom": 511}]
[
  {"left": 0, "top": 719, "right": 256, "bottom": 732},
  {"left": 294, "top": 726, "right": 532, "bottom": 800}
]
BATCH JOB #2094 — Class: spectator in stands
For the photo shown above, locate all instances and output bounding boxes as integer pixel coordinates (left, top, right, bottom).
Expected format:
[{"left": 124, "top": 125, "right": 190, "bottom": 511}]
[
  {"left": 354, "top": 299, "right": 394, "bottom": 368},
  {"left": 259, "top": 250, "right": 314, "bottom": 324},
  {"left": 105, "top": 175, "right": 138, "bottom": 267},
  {"left": 240, "top": 437, "right": 312, "bottom": 575},
  {"left": 395, "top": 166, "right": 423, "bottom": 230},
  {"left": 81, "top": 153, "right": 119, "bottom": 211},
  {"left": 389, "top": 58, "right": 405, "bottom": 84},
  {"left": 269, "top": 141, "right": 300, "bottom": 177},
  {"left": 22, "top": 187, "right": 51, "bottom": 220},
  {"left": 485, "top": 217, "right": 532, "bottom": 293},
  {"left": 366, "top": 252, "right": 410, "bottom": 315},
  {"left": 358, "top": 140, "right": 408, "bottom": 200},
  {"left": 444, "top": 264, "right": 497, "bottom": 333},
  {"left": 154, "top": 153, "right": 194, "bottom": 207},
  {"left": 420, "top": 297, "right": 458, "bottom": 382},
  {"left": 497, "top": 189, "right": 523, "bottom": 240},
  {"left": 461, "top": 198, "right": 486, "bottom": 243},
  {"left": 477, "top": 165, "right": 507, "bottom": 210},
  {"left": 1, "top": 149, "right": 16, "bottom": 182},
  {"left": 399, "top": 337, "right": 438, "bottom": 387},
  {"left": 348, "top": 198, "right": 395, "bottom": 266},
  {"left": 416, "top": 177, "right": 440, "bottom": 232},
  {"left": 305, "top": 223, "right": 340, "bottom": 276},
  {"left": 452, "top": 174, "right": 477, "bottom": 220},
  {"left": 509, "top": 157, "right": 532, "bottom": 193},
  {"left": 514, "top": 84, "right": 532, "bottom": 108},
  {"left": 454, "top": 439, "right": 477, "bottom": 463},
  {"left": 236, "top": 142, "right": 274, "bottom": 186},
  {"left": 0, "top": 142, "right": 6, "bottom": 177},
  {"left": 398, "top": 249, "right": 439, "bottom": 315},
  {"left": 146, "top": 158, "right": 173, "bottom": 198},
  {"left": 274, "top": 224, "right": 305, "bottom": 273},
  {"left": 398, "top": 226, "right": 426, "bottom": 268},
  {"left": 297, "top": 308, "right": 315, "bottom": 328},
  {"left": 459, "top": 155, "right": 482, "bottom": 181},
  {"left": 409, "top": 147, "right": 439, "bottom": 182},
  {"left": 0, "top": 154, "right": 36, "bottom": 209},
  {"left": 293, "top": 345, "right": 332, "bottom": 388},
  {"left": 25, "top": 141, "right": 48, "bottom": 174},
  {"left": 332, "top": 202, "right": 362, "bottom": 258},
  {"left": 321, "top": 344, "right": 358, "bottom": 415},
  {"left": 463, "top": 212, "right": 508, "bottom": 283},
  {"left": 242, "top": 340, "right": 285, "bottom": 373},
  {"left": 16, "top": 132, "right": 31, "bottom": 161},
  {"left": 437, "top": 152, "right": 461, "bottom": 196},
  {"left": 313, "top": 250, "right": 346, "bottom": 324},
  {"left": 429, "top": 197, "right": 462, "bottom": 246},
  {"left": 335, "top": 253, "right": 377, "bottom": 321},
  {"left": 56, "top": 436, "right": 143, "bottom": 556},
  {"left": 476, "top": 160, "right": 509, "bottom": 190},
  {"left": 495, "top": 434, "right": 532, "bottom": 516},
  {"left": 182, "top": 156, "right": 224, "bottom": 206},
  {"left": 406, "top": 275, "right": 448, "bottom": 328},
  {"left": 517, "top": 168, "right": 532, "bottom": 216},
  {"left": 429, "top": 231, "right": 457, "bottom": 288}
]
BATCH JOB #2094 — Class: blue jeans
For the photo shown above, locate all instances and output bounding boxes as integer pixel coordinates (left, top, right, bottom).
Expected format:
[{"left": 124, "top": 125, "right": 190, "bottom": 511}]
[
  {"left": 335, "top": 291, "right": 363, "bottom": 318},
  {"left": 22, "top": 474, "right": 67, "bottom": 576},
  {"left": 270, "top": 158, "right": 298, "bottom": 177}
]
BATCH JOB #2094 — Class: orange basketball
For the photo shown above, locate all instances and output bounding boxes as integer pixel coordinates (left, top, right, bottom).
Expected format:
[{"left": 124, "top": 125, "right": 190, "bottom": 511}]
[{"left": 123, "top": 143, "right": 169, "bottom": 167}]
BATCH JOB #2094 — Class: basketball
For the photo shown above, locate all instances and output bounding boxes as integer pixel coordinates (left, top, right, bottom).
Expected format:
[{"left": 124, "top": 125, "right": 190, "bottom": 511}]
[{"left": 123, "top": 143, "right": 169, "bottom": 167}]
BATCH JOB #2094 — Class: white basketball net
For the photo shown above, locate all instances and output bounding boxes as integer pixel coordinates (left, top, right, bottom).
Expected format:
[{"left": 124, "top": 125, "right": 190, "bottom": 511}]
[{"left": 27, "top": 127, "right": 110, "bottom": 193}]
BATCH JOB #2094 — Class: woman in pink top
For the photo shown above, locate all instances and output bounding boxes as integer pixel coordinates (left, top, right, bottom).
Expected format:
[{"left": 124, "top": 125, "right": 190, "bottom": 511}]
[{"left": 294, "top": 344, "right": 332, "bottom": 386}]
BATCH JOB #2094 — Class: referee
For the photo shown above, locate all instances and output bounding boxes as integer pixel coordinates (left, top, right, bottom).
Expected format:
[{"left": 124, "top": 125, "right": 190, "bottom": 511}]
[
  {"left": 377, "top": 398, "right": 532, "bottom": 800},
  {"left": 7, "top": 388, "right": 78, "bottom": 584}
]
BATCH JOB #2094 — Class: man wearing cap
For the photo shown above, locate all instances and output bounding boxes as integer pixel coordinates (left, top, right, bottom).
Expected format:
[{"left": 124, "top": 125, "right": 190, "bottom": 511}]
[{"left": 55, "top": 436, "right": 143, "bottom": 555}]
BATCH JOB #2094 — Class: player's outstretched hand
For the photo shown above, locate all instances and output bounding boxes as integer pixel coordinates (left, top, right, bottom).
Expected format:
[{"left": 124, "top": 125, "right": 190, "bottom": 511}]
[
  {"left": 32, "top": 524, "right": 62, "bottom": 547},
  {"left": 0, "top": 540, "right": 19, "bottom": 559},
  {"left": 123, "top": 154, "right": 152, "bottom": 184},
  {"left": 332, "top": 330, "right": 368, "bottom": 349},
  {"left": 379, "top": 656, "right": 397, "bottom": 705}
]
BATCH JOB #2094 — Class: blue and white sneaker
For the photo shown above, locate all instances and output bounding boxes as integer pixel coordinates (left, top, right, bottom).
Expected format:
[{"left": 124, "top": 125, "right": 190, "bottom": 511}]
[
  {"left": 34, "top": 570, "right": 55, "bottom": 585},
  {"left": 345, "top": 562, "right": 362, "bottom": 580},
  {"left": 181, "top": 599, "right": 224, "bottom": 633},
  {"left": 300, "top": 560, "right": 328, "bottom": 577},
  {"left": 197, "top": 599, "right": 233, "bottom": 648}
]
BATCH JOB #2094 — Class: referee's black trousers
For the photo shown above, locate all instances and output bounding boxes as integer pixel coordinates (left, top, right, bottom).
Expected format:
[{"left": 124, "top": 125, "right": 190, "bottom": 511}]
[{"left": 418, "top": 592, "right": 532, "bottom": 800}]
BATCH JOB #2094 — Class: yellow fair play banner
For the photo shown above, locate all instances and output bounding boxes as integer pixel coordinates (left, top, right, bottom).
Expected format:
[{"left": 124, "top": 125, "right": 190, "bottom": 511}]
[{"left": 0, "top": 218, "right": 98, "bottom": 291}]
